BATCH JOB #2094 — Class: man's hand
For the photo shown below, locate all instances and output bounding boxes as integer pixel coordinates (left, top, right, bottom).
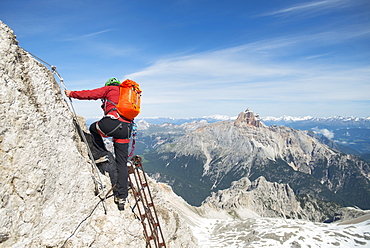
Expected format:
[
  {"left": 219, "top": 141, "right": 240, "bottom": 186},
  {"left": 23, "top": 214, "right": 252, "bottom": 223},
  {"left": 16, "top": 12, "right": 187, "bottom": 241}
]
[{"left": 64, "top": 90, "right": 71, "bottom": 97}]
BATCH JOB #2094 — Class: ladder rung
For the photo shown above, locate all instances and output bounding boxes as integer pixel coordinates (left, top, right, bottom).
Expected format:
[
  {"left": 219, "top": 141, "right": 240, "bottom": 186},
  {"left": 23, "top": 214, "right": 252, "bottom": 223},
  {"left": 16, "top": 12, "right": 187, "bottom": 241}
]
[{"left": 141, "top": 214, "right": 147, "bottom": 219}]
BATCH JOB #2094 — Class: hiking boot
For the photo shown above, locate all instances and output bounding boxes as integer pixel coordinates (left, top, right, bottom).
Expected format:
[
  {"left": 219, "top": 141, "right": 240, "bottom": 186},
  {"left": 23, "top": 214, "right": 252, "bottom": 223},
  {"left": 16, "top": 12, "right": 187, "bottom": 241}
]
[
  {"left": 94, "top": 155, "right": 109, "bottom": 164},
  {"left": 115, "top": 197, "right": 126, "bottom": 211}
]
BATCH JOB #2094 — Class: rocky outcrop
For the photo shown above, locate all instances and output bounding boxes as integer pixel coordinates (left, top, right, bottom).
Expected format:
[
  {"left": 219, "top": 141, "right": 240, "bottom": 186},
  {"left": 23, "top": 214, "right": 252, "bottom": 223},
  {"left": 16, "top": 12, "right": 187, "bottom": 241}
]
[
  {"left": 201, "top": 176, "right": 355, "bottom": 222},
  {"left": 235, "top": 108, "right": 265, "bottom": 127},
  {"left": 0, "top": 21, "right": 197, "bottom": 247},
  {"left": 202, "top": 176, "right": 305, "bottom": 219}
]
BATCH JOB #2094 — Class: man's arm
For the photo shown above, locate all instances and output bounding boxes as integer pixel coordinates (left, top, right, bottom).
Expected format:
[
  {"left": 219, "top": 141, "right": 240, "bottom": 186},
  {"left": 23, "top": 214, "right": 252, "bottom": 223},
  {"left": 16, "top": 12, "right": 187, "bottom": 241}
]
[{"left": 64, "top": 87, "right": 108, "bottom": 100}]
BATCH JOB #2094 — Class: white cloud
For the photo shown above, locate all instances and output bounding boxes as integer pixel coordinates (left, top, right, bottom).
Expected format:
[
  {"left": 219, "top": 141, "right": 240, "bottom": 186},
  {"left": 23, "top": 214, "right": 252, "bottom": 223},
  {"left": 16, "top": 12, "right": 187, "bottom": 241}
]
[
  {"left": 261, "top": 0, "right": 349, "bottom": 17},
  {"left": 64, "top": 29, "right": 115, "bottom": 41},
  {"left": 122, "top": 30, "right": 369, "bottom": 118},
  {"left": 126, "top": 35, "right": 369, "bottom": 95},
  {"left": 312, "top": 127, "right": 335, "bottom": 139}
]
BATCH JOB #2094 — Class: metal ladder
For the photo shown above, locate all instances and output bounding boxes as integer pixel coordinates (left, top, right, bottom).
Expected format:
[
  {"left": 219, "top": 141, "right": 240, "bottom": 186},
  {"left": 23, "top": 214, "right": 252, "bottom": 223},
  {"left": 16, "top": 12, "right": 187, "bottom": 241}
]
[{"left": 128, "top": 156, "right": 166, "bottom": 248}]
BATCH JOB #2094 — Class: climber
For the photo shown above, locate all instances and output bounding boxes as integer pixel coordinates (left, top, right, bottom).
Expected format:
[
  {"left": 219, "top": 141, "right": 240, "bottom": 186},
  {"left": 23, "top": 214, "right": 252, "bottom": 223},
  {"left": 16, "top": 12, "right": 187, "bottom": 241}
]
[{"left": 65, "top": 77, "right": 131, "bottom": 211}]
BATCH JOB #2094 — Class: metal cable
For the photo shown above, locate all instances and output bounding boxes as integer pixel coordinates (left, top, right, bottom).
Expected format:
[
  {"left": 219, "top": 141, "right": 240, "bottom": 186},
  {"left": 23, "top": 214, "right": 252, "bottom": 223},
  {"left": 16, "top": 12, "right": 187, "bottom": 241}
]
[{"left": 24, "top": 49, "right": 108, "bottom": 213}]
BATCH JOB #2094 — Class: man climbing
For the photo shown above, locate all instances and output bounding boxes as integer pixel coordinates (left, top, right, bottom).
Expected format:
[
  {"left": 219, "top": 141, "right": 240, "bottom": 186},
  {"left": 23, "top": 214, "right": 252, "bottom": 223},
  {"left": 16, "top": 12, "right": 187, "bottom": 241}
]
[{"left": 65, "top": 77, "right": 131, "bottom": 211}]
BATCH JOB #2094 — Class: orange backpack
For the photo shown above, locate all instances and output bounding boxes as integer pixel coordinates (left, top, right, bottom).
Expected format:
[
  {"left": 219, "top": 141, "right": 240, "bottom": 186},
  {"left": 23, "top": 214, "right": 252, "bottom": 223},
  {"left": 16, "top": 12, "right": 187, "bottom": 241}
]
[{"left": 116, "top": 79, "right": 142, "bottom": 121}]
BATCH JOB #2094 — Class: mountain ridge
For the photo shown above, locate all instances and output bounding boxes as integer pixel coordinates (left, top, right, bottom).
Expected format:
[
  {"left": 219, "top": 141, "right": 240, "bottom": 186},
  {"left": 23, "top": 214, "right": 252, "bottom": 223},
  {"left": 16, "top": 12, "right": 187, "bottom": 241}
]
[
  {"left": 142, "top": 109, "right": 370, "bottom": 209},
  {"left": 131, "top": 114, "right": 370, "bottom": 125},
  {"left": 131, "top": 111, "right": 370, "bottom": 160}
]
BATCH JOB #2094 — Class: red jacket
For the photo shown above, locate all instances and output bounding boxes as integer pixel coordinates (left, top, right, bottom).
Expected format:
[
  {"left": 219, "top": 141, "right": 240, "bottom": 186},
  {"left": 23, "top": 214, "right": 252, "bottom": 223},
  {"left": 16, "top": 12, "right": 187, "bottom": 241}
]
[{"left": 70, "top": 86, "right": 120, "bottom": 116}]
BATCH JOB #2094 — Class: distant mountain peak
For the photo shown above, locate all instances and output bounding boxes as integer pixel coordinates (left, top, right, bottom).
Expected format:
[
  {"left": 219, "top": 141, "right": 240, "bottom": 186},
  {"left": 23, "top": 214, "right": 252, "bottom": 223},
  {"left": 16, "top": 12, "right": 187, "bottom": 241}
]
[
  {"left": 262, "top": 115, "right": 314, "bottom": 122},
  {"left": 235, "top": 108, "right": 265, "bottom": 127}
]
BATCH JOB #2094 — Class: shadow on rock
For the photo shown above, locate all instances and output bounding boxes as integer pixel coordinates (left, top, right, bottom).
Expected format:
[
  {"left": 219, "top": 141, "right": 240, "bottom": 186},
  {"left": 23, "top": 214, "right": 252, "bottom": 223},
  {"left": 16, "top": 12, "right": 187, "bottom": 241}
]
[{"left": 73, "top": 119, "right": 118, "bottom": 193}]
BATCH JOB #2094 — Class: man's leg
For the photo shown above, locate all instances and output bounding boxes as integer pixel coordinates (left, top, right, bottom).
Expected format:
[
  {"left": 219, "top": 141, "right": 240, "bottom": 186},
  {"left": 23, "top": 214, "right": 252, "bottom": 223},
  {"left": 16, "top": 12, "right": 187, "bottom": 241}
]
[
  {"left": 114, "top": 141, "right": 129, "bottom": 210},
  {"left": 114, "top": 142, "right": 129, "bottom": 199},
  {"left": 89, "top": 121, "right": 109, "bottom": 160},
  {"left": 97, "top": 117, "right": 131, "bottom": 210}
]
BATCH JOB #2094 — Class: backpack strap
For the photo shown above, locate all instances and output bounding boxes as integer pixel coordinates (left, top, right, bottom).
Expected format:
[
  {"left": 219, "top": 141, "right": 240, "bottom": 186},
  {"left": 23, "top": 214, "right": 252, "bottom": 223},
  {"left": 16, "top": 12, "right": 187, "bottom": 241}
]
[
  {"left": 104, "top": 99, "right": 133, "bottom": 123},
  {"left": 105, "top": 99, "right": 117, "bottom": 105},
  {"left": 104, "top": 99, "right": 117, "bottom": 115}
]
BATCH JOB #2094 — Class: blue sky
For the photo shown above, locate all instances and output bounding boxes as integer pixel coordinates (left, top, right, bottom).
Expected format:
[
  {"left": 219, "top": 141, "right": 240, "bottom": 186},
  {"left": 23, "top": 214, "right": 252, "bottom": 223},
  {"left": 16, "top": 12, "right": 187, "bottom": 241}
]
[{"left": 1, "top": 0, "right": 369, "bottom": 119}]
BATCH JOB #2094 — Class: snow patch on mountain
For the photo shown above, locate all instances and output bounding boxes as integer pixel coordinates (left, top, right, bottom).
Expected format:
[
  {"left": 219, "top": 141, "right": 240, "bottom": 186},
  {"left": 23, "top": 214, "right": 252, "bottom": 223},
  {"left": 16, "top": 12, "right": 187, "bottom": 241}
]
[
  {"left": 262, "top": 115, "right": 370, "bottom": 123},
  {"left": 157, "top": 180, "right": 370, "bottom": 248},
  {"left": 193, "top": 214, "right": 370, "bottom": 248}
]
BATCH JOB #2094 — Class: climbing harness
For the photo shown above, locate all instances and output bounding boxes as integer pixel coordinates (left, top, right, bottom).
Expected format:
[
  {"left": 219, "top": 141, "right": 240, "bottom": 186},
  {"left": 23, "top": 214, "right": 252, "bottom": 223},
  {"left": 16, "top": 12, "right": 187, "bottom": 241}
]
[
  {"left": 128, "top": 156, "right": 166, "bottom": 248},
  {"left": 25, "top": 50, "right": 108, "bottom": 213},
  {"left": 102, "top": 98, "right": 137, "bottom": 152}
]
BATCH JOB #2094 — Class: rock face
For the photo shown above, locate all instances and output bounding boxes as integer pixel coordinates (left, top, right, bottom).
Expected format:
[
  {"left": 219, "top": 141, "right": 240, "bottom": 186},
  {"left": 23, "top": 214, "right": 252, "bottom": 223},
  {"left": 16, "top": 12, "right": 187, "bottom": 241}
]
[
  {"left": 202, "top": 176, "right": 305, "bottom": 219},
  {"left": 0, "top": 21, "right": 197, "bottom": 247}
]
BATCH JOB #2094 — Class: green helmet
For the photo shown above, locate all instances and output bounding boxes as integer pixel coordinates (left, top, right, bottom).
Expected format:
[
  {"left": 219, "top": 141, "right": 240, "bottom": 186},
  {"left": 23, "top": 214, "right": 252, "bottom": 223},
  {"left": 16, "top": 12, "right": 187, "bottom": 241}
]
[{"left": 105, "top": 77, "right": 120, "bottom": 86}]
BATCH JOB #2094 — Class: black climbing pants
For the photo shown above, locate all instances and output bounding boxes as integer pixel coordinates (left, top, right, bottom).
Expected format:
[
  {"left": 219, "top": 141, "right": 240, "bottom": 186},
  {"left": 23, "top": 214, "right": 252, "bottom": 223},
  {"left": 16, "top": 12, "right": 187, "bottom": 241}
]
[{"left": 89, "top": 117, "right": 132, "bottom": 199}]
